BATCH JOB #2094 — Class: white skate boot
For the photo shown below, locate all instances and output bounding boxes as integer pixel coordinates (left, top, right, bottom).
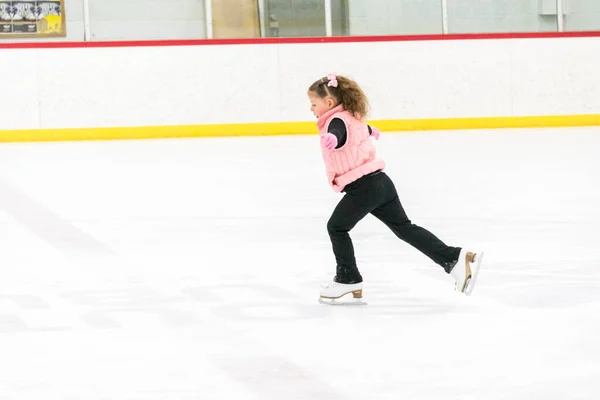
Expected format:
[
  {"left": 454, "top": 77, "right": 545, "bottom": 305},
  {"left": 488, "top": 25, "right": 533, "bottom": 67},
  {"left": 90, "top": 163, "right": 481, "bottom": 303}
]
[
  {"left": 318, "top": 281, "right": 366, "bottom": 306},
  {"left": 450, "top": 248, "right": 484, "bottom": 296}
]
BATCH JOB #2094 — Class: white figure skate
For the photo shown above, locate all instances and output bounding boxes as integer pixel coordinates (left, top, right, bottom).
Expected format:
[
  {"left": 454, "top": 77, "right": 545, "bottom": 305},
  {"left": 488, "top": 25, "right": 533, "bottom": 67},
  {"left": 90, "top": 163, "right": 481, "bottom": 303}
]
[
  {"left": 450, "top": 248, "right": 484, "bottom": 296},
  {"left": 318, "top": 281, "right": 367, "bottom": 306}
]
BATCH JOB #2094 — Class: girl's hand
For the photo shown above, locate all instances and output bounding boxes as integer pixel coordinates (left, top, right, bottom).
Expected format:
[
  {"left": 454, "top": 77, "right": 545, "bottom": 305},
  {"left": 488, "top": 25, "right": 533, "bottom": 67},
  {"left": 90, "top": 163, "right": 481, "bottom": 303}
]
[
  {"left": 321, "top": 132, "right": 338, "bottom": 150},
  {"left": 370, "top": 126, "right": 380, "bottom": 140}
]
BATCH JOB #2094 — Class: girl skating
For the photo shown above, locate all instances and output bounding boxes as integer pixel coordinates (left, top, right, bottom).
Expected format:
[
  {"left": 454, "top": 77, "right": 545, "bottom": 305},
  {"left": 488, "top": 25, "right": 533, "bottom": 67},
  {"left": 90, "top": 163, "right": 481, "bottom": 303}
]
[{"left": 308, "top": 74, "right": 484, "bottom": 304}]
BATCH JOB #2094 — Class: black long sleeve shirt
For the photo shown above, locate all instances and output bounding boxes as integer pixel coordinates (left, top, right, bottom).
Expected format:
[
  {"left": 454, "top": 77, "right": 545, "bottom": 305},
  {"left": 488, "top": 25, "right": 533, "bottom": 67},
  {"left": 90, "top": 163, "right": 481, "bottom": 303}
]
[{"left": 327, "top": 118, "right": 374, "bottom": 149}]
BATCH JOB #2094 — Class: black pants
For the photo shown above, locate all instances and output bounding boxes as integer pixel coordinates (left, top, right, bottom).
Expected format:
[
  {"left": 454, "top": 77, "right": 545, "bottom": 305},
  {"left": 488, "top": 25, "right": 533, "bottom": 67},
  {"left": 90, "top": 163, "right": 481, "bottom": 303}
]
[{"left": 327, "top": 171, "right": 461, "bottom": 284}]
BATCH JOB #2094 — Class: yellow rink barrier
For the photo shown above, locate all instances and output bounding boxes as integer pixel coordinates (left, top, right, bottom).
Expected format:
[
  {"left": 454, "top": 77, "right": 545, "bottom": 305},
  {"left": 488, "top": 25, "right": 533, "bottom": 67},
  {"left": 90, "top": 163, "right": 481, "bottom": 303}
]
[{"left": 1, "top": 114, "right": 600, "bottom": 143}]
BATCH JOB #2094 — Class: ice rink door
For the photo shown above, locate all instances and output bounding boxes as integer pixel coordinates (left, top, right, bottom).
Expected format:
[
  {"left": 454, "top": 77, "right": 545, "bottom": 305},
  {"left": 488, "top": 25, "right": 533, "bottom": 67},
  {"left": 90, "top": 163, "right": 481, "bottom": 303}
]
[{"left": 211, "top": 0, "right": 260, "bottom": 38}]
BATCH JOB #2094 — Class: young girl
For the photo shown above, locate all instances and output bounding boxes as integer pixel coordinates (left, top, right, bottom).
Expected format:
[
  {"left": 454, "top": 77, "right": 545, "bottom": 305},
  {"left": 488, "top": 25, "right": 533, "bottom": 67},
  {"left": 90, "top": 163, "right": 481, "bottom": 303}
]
[{"left": 308, "top": 73, "right": 484, "bottom": 303}]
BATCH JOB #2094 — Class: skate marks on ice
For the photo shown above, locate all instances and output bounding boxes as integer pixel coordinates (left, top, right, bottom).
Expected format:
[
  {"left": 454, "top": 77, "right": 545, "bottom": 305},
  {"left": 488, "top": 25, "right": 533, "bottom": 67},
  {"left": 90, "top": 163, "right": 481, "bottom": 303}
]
[
  {"left": 0, "top": 282, "right": 325, "bottom": 334},
  {"left": 0, "top": 175, "right": 111, "bottom": 255},
  {"left": 0, "top": 294, "right": 68, "bottom": 334},
  {"left": 2, "top": 277, "right": 598, "bottom": 398},
  {"left": 0, "top": 277, "right": 473, "bottom": 335},
  {"left": 63, "top": 287, "right": 206, "bottom": 330},
  {"left": 0, "top": 286, "right": 205, "bottom": 334},
  {"left": 478, "top": 260, "right": 600, "bottom": 309},
  {"left": 212, "top": 355, "right": 349, "bottom": 400},
  {"left": 0, "top": 282, "right": 356, "bottom": 400}
]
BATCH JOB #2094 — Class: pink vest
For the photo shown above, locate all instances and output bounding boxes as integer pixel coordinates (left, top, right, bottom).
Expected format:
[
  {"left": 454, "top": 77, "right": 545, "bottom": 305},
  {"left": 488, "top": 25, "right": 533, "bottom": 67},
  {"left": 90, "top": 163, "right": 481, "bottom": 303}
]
[{"left": 317, "top": 104, "right": 385, "bottom": 192}]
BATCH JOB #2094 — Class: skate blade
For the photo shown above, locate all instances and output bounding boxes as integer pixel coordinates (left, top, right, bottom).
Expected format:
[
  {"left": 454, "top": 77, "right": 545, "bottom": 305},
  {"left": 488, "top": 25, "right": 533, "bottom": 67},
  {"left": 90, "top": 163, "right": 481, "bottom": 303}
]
[
  {"left": 465, "top": 251, "right": 484, "bottom": 296},
  {"left": 318, "top": 297, "right": 367, "bottom": 306}
]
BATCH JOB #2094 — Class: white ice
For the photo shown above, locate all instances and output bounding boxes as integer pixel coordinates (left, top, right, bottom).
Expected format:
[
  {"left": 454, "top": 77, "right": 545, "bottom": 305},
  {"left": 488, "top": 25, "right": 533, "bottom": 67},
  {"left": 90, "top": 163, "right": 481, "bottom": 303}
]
[{"left": 0, "top": 127, "right": 599, "bottom": 400}]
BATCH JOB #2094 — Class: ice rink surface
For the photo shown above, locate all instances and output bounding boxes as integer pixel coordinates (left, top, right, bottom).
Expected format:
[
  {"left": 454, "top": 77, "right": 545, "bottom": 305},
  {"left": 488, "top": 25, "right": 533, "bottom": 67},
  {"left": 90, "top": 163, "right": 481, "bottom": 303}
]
[{"left": 0, "top": 127, "right": 599, "bottom": 399}]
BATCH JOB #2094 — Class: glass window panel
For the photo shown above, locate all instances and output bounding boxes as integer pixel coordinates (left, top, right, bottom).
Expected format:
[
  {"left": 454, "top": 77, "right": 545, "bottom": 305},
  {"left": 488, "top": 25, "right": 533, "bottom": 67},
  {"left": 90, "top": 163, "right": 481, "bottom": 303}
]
[
  {"left": 447, "top": 0, "right": 558, "bottom": 33},
  {"left": 263, "top": 0, "right": 325, "bottom": 37},
  {"left": 89, "top": 0, "right": 206, "bottom": 41},
  {"left": 337, "top": 0, "right": 443, "bottom": 36},
  {"left": 331, "top": 0, "right": 350, "bottom": 36},
  {"left": 563, "top": 0, "right": 600, "bottom": 31}
]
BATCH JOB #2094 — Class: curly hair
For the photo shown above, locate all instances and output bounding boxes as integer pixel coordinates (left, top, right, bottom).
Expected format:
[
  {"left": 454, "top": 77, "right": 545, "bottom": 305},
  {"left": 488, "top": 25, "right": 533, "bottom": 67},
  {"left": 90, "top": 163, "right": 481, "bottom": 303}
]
[{"left": 308, "top": 75, "right": 369, "bottom": 120}]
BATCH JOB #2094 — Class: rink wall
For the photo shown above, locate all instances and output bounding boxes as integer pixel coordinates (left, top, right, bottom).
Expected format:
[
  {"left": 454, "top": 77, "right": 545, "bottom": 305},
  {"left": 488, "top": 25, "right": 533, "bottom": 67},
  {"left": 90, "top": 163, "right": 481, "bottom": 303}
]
[{"left": 1, "top": 33, "right": 600, "bottom": 142}]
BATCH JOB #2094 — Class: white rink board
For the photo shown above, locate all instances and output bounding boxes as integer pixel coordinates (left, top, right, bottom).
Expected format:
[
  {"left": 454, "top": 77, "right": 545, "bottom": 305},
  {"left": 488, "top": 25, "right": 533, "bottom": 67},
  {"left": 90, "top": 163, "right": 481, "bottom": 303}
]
[{"left": 1, "top": 37, "right": 600, "bottom": 130}]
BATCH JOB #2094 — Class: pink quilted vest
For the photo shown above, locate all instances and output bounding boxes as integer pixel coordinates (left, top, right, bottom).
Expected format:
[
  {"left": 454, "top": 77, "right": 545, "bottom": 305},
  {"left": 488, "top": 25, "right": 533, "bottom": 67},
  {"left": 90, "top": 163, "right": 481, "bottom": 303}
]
[{"left": 317, "top": 104, "right": 385, "bottom": 192}]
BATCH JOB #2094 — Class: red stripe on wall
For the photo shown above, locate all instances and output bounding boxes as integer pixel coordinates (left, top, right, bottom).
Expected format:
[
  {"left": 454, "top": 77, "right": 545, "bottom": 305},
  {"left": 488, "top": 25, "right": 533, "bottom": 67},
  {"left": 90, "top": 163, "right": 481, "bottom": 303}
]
[{"left": 1, "top": 31, "right": 600, "bottom": 49}]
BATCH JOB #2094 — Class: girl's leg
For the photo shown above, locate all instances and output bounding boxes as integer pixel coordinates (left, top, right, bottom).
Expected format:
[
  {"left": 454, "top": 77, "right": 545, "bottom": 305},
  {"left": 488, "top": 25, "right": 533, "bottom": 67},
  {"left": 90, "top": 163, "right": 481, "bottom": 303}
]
[
  {"left": 327, "top": 191, "right": 374, "bottom": 283},
  {"left": 370, "top": 175, "right": 461, "bottom": 272}
]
